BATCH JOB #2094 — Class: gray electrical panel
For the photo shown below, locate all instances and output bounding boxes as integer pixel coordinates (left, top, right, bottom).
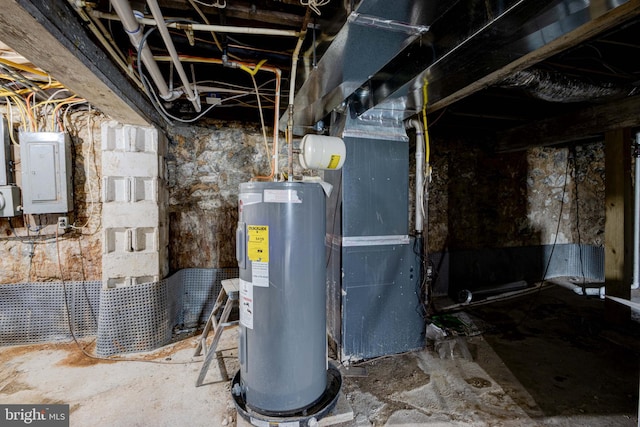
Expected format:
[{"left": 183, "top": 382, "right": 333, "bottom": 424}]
[
  {"left": 0, "top": 118, "right": 11, "bottom": 186},
  {"left": 0, "top": 185, "right": 22, "bottom": 217},
  {"left": 0, "top": 117, "right": 22, "bottom": 217},
  {"left": 20, "top": 132, "right": 73, "bottom": 214}
]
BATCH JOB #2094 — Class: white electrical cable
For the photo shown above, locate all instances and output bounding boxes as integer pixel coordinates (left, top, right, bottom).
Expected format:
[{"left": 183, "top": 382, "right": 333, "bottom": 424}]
[
  {"left": 43, "top": 89, "right": 72, "bottom": 105},
  {"left": 190, "top": 0, "right": 226, "bottom": 8},
  {"left": 300, "top": 0, "right": 330, "bottom": 15},
  {"left": 5, "top": 99, "right": 18, "bottom": 145},
  {"left": 249, "top": 73, "right": 270, "bottom": 168},
  {"left": 141, "top": 74, "right": 252, "bottom": 123}
]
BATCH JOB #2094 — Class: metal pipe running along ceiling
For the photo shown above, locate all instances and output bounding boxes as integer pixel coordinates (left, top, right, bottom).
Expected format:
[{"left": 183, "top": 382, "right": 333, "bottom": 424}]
[{"left": 288, "top": 0, "right": 635, "bottom": 134}]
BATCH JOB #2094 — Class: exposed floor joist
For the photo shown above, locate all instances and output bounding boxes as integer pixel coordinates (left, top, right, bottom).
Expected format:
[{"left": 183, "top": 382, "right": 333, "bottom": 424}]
[
  {"left": 429, "top": 0, "right": 640, "bottom": 113},
  {"left": 0, "top": 0, "right": 159, "bottom": 126},
  {"left": 495, "top": 94, "right": 640, "bottom": 151}
]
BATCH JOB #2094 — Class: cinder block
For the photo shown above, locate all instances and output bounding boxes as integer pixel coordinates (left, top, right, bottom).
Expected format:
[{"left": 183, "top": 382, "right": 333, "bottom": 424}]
[
  {"left": 133, "top": 227, "right": 157, "bottom": 252},
  {"left": 102, "top": 122, "right": 166, "bottom": 155},
  {"left": 102, "top": 203, "right": 160, "bottom": 228},
  {"left": 101, "top": 121, "right": 127, "bottom": 151},
  {"left": 101, "top": 122, "right": 117, "bottom": 152},
  {"left": 103, "top": 177, "right": 131, "bottom": 203},
  {"left": 131, "top": 275, "right": 158, "bottom": 285},
  {"left": 104, "top": 275, "right": 160, "bottom": 289},
  {"left": 105, "top": 276, "right": 130, "bottom": 288},
  {"left": 157, "top": 130, "right": 168, "bottom": 157},
  {"left": 103, "top": 227, "right": 131, "bottom": 254},
  {"left": 132, "top": 177, "right": 157, "bottom": 202},
  {"left": 102, "top": 151, "right": 159, "bottom": 177},
  {"left": 101, "top": 122, "right": 169, "bottom": 288},
  {"left": 129, "top": 126, "right": 158, "bottom": 153},
  {"left": 103, "top": 252, "right": 162, "bottom": 278}
]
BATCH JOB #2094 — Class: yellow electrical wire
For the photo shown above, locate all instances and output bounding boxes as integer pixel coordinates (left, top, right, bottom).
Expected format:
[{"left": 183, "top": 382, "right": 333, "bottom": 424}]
[
  {"left": 241, "top": 61, "right": 271, "bottom": 178},
  {"left": 11, "top": 95, "right": 29, "bottom": 131},
  {"left": 239, "top": 59, "right": 268, "bottom": 77},
  {"left": 0, "top": 57, "right": 48, "bottom": 78},
  {"left": 3, "top": 101, "right": 19, "bottom": 145},
  {"left": 36, "top": 94, "right": 77, "bottom": 109},
  {"left": 0, "top": 83, "right": 64, "bottom": 97},
  {"left": 0, "top": 59, "right": 78, "bottom": 134},
  {"left": 25, "top": 92, "right": 37, "bottom": 131},
  {"left": 421, "top": 77, "right": 430, "bottom": 166}
]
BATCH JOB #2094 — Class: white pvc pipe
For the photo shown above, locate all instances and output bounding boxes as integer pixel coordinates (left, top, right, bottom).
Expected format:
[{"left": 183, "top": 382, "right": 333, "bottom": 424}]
[
  {"left": 286, "top": 30, "right": 307, "bottom": 182},
  {"left": 176, "top": 22, "right": 298, "bottom": 37},
  {"left": 572, "top": 285, "right": 605, "bottom": 299},
  {"left": 406, "top": 119, "right": 425, "bottom": 234},
  {"left": 146, "top": 0, "right": 201, "bottom": 112},
  {"left": 632, "top": 131, "right": 640, "bottom": 289},
  {"left": 92, "top": 11, "right": 299, "bottom": 37},
  {"left": 289, "top": 37, "right": 305, "bottom": 106},
  {"left": 110, "top": 0, "right": 172, "bottom": 99},
  {"left": 555, "top": 279, "right": 605, "bottom": 298}
]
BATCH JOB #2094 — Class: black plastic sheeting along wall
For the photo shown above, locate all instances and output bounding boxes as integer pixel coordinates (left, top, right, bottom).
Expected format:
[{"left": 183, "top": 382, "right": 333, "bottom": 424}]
[{"left": 429, "top": 244, "right": 604, "bottom": 298}]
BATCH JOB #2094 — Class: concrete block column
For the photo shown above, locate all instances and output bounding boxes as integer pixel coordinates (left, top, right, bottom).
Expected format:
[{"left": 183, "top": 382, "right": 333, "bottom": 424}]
[{"left": 101, "top": 122, "right": 169, "bottom": 288}]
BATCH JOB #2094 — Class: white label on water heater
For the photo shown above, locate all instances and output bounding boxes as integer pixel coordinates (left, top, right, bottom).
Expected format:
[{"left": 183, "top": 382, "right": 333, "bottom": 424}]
[
  {"left": 263, "top": 189, "right": 302, "bottom": 203},
  {"left": 239, "top": 192, "right": 262, "bottom": 206},
  {"left": 252, "top": 261, "right": 269, "bottom": 287},
  {"left": 239, "top": 279, "right": 254, "bottom": 329}
]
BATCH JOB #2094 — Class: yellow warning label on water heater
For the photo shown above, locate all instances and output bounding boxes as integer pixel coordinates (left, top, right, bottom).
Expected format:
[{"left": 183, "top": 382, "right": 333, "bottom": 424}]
[
  {"left": 247, "top": 225, "right": 269, "bottom": 262},
  {"left": 327, "top": 154, "right": 341, "bottom": 169}
]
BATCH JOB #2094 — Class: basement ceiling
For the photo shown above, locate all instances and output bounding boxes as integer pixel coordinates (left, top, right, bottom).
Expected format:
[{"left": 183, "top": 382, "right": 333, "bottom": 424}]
[{"left": 5, "top": 0, "right": 640, "bottom": 151}]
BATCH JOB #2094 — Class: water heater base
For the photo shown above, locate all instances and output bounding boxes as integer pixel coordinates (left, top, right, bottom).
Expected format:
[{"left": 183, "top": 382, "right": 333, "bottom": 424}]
[{"left": 231, "top": 364, "right": 342, "bottom": 427}]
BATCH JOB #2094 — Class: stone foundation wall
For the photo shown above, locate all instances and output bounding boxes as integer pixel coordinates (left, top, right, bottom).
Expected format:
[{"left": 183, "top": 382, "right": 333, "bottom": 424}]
[
  {"left": 0, "top": 113, "right": 606, "bottom": 283},
  {"left": 166, "top": 123, "right": 269, "bottom": 270},
  {"left": 426, "top": 138, "right": 605, "bottom": 253},
  {"left": 0, "top": 110, "right": 103, "bottom": 283}
]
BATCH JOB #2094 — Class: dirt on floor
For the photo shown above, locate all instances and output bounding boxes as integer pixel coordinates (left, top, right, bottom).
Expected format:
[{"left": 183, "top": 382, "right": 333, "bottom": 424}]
[
  {"left": 0, "top": 284, "right": 638, "bottom": 426},
  {"left": 334, "top": 284, "right": 639, "bottom": 426}
]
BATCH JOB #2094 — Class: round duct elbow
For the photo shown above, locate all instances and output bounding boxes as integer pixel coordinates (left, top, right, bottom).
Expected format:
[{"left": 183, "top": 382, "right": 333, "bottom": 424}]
[{"left": 500, "top": 68, "right": 637, "bottom": 103}]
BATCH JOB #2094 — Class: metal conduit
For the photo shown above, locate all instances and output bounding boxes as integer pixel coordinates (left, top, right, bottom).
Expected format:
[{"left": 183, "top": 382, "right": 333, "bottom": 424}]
[{"left": 633, "top": 132, "right": 640, "bottom": 290}]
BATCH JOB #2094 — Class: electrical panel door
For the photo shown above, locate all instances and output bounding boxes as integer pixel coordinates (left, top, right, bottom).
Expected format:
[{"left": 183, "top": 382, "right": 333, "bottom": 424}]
[{"left": 20, "top": 132, "right": 73, "bottom": 214}]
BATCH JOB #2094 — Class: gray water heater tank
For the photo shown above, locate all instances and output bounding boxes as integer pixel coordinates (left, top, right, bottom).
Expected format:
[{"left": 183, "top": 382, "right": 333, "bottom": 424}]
[{"left": 236, "top": 181, "right": 327, "bottom": 414}]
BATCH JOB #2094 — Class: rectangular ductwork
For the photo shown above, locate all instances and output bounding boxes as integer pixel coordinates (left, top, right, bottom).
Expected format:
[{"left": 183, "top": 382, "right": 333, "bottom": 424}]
[{"left": 290, "top": 0, "right": 635, "bottom": 133}]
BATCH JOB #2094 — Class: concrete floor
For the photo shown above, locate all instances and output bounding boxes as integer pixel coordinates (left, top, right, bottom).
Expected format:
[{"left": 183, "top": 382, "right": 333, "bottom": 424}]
[{"left": 0, "top": 284, "right": 638, "bottom": 426}]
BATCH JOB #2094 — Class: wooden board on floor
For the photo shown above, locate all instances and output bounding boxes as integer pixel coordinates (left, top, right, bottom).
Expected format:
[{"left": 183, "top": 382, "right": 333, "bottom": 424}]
[{"left": 236, "top": 391, "right": 354, "bottom": 427}]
